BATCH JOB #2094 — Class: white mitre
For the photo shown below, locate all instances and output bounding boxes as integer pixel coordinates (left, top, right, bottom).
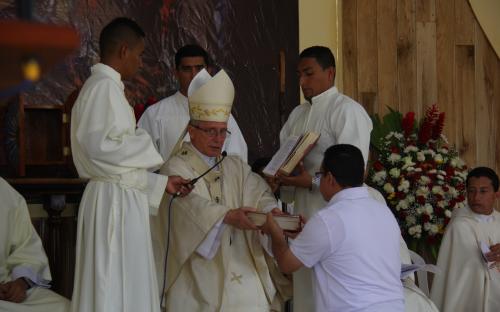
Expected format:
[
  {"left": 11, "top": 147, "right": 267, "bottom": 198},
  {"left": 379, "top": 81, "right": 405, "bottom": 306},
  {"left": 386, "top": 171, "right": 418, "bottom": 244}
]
[{"left": 187, "top": 68, "right": 235, "bottom": 122}]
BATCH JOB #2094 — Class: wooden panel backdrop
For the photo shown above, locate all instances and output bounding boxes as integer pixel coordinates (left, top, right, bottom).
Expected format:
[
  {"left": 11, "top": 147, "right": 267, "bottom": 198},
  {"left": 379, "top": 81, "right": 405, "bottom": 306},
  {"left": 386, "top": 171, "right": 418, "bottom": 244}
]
[{"left": 342, "top": 0, "right": 500, "bottom": 173}]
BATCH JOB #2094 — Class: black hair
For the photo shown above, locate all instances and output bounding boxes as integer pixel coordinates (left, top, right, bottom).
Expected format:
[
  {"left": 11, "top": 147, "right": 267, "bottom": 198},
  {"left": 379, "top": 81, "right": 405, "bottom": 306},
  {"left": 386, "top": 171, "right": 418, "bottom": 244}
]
[
  {"left": 99, "top": 17, "right": 145, "bottom": 58},
  {"left": 175, "top": 44, "right": 209, "bottom": 69},
  {"left": 322, "top": 144, "right": 364, "bottom": 187},
  {"left": 466, "top": 166, "right": 499, "bottom": 192},
  {"left": 299, "top": 46, "right": 336, "bottom": 69}
]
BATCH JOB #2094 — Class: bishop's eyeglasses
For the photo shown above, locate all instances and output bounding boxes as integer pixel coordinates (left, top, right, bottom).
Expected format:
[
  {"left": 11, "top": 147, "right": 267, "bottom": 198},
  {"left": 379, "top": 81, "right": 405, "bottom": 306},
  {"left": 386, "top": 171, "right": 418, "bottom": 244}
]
[{"left": 190, "top": 124, "right": 232, "bottom": 138}]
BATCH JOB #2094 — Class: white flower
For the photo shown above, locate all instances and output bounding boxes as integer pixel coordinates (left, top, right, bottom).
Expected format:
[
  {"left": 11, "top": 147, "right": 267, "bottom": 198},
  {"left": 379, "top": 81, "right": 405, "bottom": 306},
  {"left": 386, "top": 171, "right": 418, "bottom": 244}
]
[
  {"left": 432, "top": 186, "right": 444, "bottom": 195},
  {"left": 398, "top": 179, "right": 410, "bottom": 193},
  {"left": 424, "top": 222, "right": 431, "bottom": 231},
  {"left": 404, "top": 145, "right": 418, "bottom": 153},
  {"left": 417, "top": 152, "right": 426, "bottom": 162},
  {"left": 424, "top": 149, "right": 436, "bottom": 157},
  {"left": 437, "top": 174, "right": 445, "bottom": 180},
  {"left": 388, "top": 153, "right": 401, "bottom": 164},
  {"left": 394, "top": 132, "right": 404, "bottom": 139},
  {"left": 448, "top": 187, "right": 458, "bottom": 197},
  {"left": 406, "top": 215, "right": 416, "bottom": 226},
  {"left": 401, "top": 156, "right": 416, "bottom": 170},
  {"left": 424, "top": 204, "right": 433, "bottom": 215},
  {"left": 396, "top": 200, "right": 409, "bottom": 210},
  {"left": 437, "top": 200, "right": 447, "bottom": 208},
  {"left": 414, "top": 167, "right": 422, "bottom": 172},
  {"left": 372, "top": 171, "right": 387, "bottom": 185},
  {"left": 416, "top": 186, "right": 429, "bottom": 197},
  {"left": 430, "top": 224, "right": 439, "bottom": 234},
  {"left": 407, "top": 195, "right": 415, "bottom": 203},
  {"left": 434, "top": 154, "right": 444, "bottom": 164},
  {"left": 418, "top": 176, "right": 431, "bottom": 185},
  {"left": 444, "top": 209, "right": 452, "bottom": 218},
  {"left": 389, "top": 168, "right": 401, "bottom": 178},
  {"left": 439, "top": 148, "right": 449, "bottom": 154},
  {"left": 383, "top": 183, "right": 395, "bottom": 194}
]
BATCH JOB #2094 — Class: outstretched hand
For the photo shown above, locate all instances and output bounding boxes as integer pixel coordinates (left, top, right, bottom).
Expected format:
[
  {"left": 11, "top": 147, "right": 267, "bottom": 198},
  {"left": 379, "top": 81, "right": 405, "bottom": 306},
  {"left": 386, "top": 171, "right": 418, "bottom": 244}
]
[
  {"left": 486, "top": 243, "right": 500, "bottom": 264},
  {"left": 166, "top": 176, "right": 193, "bottom": 197},
  {"left": 224, "top": 207, "right": 258, "bottom": 230},
  {"left": 276, "top": 162, "right": 312, "bottom": 189}
]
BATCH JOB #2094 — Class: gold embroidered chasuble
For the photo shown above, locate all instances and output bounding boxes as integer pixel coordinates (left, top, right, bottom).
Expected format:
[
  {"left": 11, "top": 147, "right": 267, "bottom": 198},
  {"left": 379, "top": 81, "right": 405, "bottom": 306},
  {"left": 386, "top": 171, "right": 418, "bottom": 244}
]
[{"left": 153, "top": 143, "right": 290, "bottom": 311}]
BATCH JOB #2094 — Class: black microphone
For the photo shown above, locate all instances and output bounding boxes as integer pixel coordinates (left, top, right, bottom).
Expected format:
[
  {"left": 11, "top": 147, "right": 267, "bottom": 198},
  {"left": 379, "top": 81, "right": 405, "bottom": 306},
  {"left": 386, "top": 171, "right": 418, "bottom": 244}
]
[{"left": 174, "top": 151, "right": 227, "bottom": 197}]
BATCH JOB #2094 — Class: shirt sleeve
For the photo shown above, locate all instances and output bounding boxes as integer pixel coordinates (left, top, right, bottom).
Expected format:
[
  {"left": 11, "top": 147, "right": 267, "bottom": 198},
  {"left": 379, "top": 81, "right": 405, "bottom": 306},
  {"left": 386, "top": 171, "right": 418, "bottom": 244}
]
[
  {"left": 290, "top": 213, "right": 345, "bottom": 268},
  {"left": 332, "top": 103, "right": 372, "bottom": 167},
  {"left": 196, "top": 218, "right": 227, "bottom": 260}
]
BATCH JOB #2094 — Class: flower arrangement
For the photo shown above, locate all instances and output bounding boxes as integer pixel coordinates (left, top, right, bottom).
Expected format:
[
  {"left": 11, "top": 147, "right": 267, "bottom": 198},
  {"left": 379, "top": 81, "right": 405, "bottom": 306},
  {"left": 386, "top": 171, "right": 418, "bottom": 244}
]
[{"left": 367, "top": 105, "right": 468, "bottom": 257}]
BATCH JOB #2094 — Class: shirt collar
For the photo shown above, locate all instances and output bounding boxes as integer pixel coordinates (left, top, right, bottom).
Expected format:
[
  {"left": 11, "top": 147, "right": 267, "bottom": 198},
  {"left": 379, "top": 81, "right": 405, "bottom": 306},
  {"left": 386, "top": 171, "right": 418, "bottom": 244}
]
[
  {"left": 310, "top": 86, "right": 338, "bottom": 105},
  {"left": 328, "top": 186, "right": 370, "bottom": 206},
  {"left": 471, "top": 209, "right": 496, "bottom": 223},
  {"left": 175, "top": 91, "right": 188, "bottom": 104},
  {"left": 91, "top": 63, "right": 124, "bottom": 90}
]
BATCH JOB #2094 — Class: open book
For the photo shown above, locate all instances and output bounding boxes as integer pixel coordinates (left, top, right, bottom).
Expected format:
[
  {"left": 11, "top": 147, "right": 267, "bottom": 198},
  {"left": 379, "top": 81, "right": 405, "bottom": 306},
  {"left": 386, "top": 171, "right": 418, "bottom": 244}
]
[
  {"left": 247, "top": 212, "right": 301, "bottom": 232},
  {"left": 263, "top": 132, "right": 320, "bottom": 176}
]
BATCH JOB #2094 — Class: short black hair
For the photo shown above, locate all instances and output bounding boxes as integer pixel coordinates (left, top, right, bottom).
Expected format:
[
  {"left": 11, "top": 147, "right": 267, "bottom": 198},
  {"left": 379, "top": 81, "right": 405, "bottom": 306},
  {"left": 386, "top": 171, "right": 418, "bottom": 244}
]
[
  {"left": 466, "top": 167, "right": 499, "bottom": 192},
  {"left": 175, "top": 44, "right": 209, "bottom": 69},
  {"left": 99, "top": 17, "right": 145, "bottom": 58},
  {"left": 322, "top": 144, "right": 364, "bottom": 187},
  {"left": 299, "top": 46, "right": 336, "bottom": 69}
]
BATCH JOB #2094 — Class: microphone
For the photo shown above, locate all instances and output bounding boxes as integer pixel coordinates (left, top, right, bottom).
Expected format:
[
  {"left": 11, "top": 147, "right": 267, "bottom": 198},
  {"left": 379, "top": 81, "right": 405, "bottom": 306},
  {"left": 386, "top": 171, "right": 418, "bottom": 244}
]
[{"left": 174, "top": 151, "right": 227, "bottom": 197}]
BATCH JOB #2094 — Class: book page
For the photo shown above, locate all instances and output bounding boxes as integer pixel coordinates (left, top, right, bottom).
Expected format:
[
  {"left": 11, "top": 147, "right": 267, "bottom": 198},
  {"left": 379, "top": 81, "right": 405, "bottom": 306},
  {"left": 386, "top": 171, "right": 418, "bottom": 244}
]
[{"left": 262, "top": 135, "right": 301, "bottom": 176}]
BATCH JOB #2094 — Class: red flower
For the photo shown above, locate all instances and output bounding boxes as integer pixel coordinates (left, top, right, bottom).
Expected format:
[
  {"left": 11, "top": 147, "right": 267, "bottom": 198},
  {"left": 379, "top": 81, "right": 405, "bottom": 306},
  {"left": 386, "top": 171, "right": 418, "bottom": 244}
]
[
  {"left": 391, "top": 146, "right": 400, "bottom": 154},
  {"left": 134, "top": 103, "right": 146, "bottom": 121},
  {"left": 402, "top": 112, "right": 415, "bottom": 137},
  {"left": 417, "top": 196, "right": 426, "bottom": 205},
  {"left": 422, "top": 214, "right": 430, "bottom": 222},
  {"left": 373, "top": 161, "right": 384, "bottom": 171}
]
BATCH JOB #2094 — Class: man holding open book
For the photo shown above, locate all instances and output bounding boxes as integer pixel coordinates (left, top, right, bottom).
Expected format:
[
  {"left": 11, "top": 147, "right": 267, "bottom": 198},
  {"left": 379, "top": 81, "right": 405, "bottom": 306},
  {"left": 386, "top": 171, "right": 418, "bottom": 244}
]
[{"left": 277, "top": 46, "right": 372, "bottom": 311}]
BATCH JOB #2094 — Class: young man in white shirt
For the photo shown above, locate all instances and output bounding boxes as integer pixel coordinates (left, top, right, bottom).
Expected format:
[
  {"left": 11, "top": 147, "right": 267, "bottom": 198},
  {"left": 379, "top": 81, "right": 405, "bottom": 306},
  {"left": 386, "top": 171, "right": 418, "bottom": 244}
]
[{"left": 262, "top": 144, "right": 404, "bottom": 312}]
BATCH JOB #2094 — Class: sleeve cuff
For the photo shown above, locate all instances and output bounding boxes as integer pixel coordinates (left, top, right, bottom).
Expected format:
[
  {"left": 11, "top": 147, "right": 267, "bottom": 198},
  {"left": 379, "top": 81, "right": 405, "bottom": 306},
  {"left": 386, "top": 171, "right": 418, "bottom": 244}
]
[{"left": 11, "top": 266, "right": 50, "bottom": 288}]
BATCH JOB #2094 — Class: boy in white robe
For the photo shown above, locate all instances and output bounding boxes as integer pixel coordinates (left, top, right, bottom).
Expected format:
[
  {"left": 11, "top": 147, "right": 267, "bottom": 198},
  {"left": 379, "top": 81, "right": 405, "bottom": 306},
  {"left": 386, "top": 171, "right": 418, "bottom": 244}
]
[
  {"left": 431, "top": 166, "right": 500, "bottom": 312},
  {"left": 70, "top": 17, "right": 190, "bottom": 312},
  {"left": 0, "top": 178, "right": 69, "bottom": 312},
  {"left": 138, "top": 44, "right": 247, "bottom": 162},
  {"left": 155, "top": 69, "right": 290, "bottom": 311}
]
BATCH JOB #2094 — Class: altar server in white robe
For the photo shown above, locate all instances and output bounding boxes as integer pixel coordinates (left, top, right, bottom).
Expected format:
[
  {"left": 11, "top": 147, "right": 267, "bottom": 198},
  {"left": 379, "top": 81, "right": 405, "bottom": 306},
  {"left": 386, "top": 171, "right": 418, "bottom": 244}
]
[
  {"left": 0, "top": 178, "right": 70, "bottom": 312},
  {"left": 431, "top": 166, "right": 500, "bottom": 312},
  {"left": 70, "top": 18, "right": 190, "bottom": 312},
  {"left": 155, "top": 69, "right": 290, "bottom": 311},
  {"left": 138, "top": 44, "right": 247, "bottom": 162},
  {"left": 278, "top": 45, "right": 372, "bottom": 311}
]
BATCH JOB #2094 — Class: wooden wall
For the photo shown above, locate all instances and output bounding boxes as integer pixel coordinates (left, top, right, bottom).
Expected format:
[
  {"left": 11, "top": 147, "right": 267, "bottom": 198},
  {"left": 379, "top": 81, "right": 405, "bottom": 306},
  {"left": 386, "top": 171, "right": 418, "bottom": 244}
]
[{"left": 342, "top": 0, "right": 500, "bottom": 173}]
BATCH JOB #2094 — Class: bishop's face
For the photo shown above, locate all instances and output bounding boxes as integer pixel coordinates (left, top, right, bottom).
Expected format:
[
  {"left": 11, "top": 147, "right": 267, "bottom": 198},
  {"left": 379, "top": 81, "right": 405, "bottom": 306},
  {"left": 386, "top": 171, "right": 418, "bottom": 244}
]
[
  {"left": 188, "top": 120, "right": 229, "bottom": 157},
  {"left": 467, "top": 176, "right": 500, "bottom": 215}
]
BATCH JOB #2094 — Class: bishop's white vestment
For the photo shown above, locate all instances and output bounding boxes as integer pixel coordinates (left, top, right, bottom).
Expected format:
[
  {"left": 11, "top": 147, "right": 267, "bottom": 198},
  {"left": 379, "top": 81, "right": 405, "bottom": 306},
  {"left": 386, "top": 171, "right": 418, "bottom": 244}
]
[
  {"left": 279, "top": 86, "right": 372, "bottom": 311},
  {"left": 155, "top": 143, "right": 290, "bottom": 311},
  {"left": 0, "top": 178, "right": 70, "bottom": 312},
  {"left": 70, "top": 63, "right": 168, "bottom": 312},
  {"left": 137, "top": 91, "right": 248, "bottom": 162},
  {"left": 431, "top": 205, "right": 500, "bottom": 312}
]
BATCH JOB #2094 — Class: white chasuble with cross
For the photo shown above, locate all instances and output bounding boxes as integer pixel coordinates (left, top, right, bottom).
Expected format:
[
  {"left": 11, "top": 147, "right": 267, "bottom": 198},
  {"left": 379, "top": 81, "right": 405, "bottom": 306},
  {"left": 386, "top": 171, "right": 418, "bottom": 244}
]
[{"left": 152, "top": 143, "right": 291, "bottom": 311}]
